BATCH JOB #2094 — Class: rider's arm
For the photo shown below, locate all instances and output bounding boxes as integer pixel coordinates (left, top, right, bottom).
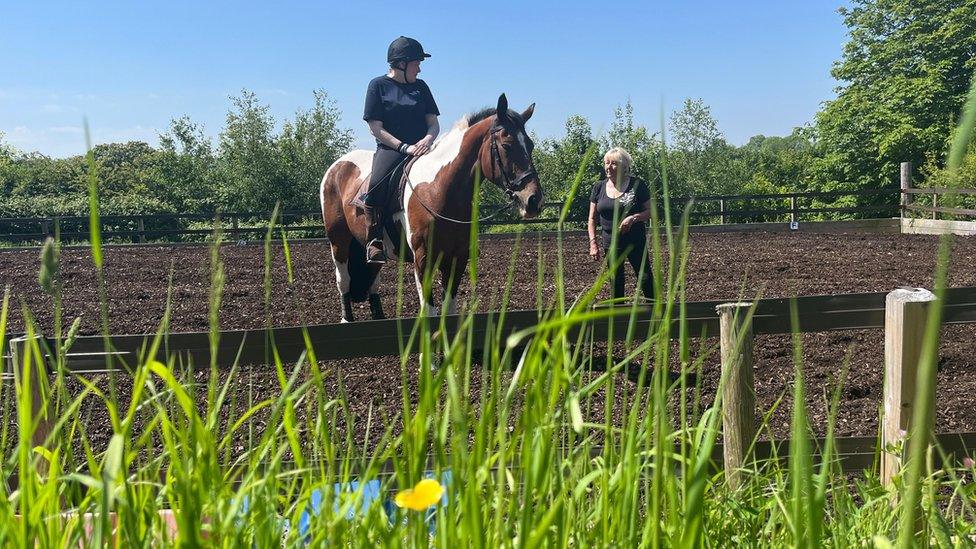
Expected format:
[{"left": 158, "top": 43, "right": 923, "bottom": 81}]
[
  {"left": 424, "top": 114, "right": 439, "bottom": 142},
  {"left": 367, "top": 120, "right": 407, "bottom": 151}
]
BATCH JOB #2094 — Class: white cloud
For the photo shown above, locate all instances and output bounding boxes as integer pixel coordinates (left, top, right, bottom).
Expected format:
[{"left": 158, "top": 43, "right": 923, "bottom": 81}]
[
  {"left": 41, "top": 104, "right": 66, "bottom": 113},
  {"left": 50, "top": 126, "right": 83, "bottom": 134}
]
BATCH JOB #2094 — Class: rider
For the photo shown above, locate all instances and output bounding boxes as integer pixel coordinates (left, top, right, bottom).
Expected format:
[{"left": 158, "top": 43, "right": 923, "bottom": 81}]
[{"left": 362, "top": 36, "right": 440, "bottom": 264}]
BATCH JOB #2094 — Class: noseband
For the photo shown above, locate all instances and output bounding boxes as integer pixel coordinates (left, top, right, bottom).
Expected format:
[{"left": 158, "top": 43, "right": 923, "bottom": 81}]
[{"left": 488, "top": 123, "right": 537, "bottom": 198}]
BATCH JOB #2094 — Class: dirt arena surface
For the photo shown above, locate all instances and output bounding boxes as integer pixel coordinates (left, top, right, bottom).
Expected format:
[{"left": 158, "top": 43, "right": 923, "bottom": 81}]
[{"left": 2, "top": 231, "right": 976, "bottom": 451}]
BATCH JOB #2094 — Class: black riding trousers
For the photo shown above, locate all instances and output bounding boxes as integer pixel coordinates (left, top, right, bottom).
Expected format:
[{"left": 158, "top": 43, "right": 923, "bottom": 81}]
[{"left": 365, "top": 147, "right": 409, "bottom": 207}]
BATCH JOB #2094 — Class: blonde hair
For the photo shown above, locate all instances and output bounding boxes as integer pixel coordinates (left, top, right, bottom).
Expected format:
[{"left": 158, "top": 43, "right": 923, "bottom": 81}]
[{"left": 603, "top": 147, "right": 633, "bottom": 178}]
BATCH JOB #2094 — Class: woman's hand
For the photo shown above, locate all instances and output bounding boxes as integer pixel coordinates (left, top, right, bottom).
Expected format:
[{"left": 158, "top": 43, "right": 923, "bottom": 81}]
[
  {"left": 589, "top": 241, "right": 601, "bottom": 261},
  {"left": 412, "top": 135, "right": 435, "bottom": 156},
  {"left": 618, "top": 215, "right": 636, "bottom": 233}
]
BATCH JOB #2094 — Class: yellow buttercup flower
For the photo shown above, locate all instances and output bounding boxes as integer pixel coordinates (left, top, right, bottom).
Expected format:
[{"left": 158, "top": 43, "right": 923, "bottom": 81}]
[{"left": 394, "top": 479, "right": 444, "bottom": 511}]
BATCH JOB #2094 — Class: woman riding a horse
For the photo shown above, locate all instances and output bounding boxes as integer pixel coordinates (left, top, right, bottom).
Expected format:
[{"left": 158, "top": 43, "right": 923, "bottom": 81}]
[
  {"left": 361, "top": 36, "right": 441, "bottom": 264},
  {"left": 322, "top": 39, "right": 544, "bottom": 323}
]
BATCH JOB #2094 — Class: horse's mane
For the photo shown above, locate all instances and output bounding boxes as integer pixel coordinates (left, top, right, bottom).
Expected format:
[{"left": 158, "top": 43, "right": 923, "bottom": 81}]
[{"left": 425, "top": 106, "right": 525, "bottom": 156}]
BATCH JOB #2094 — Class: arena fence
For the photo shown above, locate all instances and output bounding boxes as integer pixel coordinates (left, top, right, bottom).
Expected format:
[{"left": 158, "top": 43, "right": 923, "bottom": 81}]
[
  {"left": 3, "top": 160, "right": 974, "bottom": 244},
  {"left": 4, "top": 286, "right": 976, "bottom": 487},
  {"left": 0, "top": 188, "right": 906, "bottom": 244}
]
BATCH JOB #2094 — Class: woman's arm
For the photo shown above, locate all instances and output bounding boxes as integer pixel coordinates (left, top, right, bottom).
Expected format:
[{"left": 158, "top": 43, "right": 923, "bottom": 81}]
[
  {"left": 367, "top": 120, "right": 413, "bottom": 152},
  {"left": 413, "top": 114, "right": 440, "bottom": 155},
  {"left": 588, "top": 202, "right": 601, "bottom": 260},
  {"left": 619, "top": 200, "right": 651, "bottom": 232}
]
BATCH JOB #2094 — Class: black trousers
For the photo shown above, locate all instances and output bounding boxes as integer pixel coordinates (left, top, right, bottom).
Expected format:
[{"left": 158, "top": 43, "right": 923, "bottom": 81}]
[
  {"left": 604, "top": 239, "right": 654, "bottom": 300},
  {"left": 365, "top": 147, "right": 408, "bottom": 207}
]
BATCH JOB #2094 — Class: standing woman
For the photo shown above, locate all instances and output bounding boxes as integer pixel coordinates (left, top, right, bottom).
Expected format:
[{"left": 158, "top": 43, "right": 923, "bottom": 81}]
[
  {"left": 588, "top": 147, "right": 654, "bottom": 301},
  {"left": 361, "top": 36, "right": 441, "bottom": 264}
]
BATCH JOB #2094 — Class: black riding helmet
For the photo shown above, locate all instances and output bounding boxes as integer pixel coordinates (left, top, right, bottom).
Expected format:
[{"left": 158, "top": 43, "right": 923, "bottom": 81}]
[{"left": 387, "top": 36, "right": 431, "bottom": 64}]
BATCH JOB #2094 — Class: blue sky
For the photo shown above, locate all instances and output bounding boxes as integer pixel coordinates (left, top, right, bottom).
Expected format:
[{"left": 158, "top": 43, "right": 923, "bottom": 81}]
[{"left": 1, "top": 0, "right": 851, "bottom": 158}]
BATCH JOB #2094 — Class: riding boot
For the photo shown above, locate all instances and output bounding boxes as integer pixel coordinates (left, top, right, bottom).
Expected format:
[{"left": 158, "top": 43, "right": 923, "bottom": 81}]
[{"left": 364, "top": 205, "right": 388, "bottom": 264}]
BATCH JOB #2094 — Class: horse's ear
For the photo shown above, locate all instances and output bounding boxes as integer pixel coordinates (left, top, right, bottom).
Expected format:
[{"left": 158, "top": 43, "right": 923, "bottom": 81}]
[
  {"left": 496, "top": 94, "right": 509, "bottom": 120},
  {"left": 521, "top": 103, "right": 535, "bottom": 122}
]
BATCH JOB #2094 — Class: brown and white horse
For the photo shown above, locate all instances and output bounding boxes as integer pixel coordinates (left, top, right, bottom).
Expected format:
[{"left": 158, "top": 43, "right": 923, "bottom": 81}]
[{"left": 320, "top": 94, "right": 544, "bottom": 322}]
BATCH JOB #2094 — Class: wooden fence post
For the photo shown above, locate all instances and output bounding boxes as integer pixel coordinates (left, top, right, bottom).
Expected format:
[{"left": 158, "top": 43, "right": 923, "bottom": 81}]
[
  {"left": 932, "top": 194, "right": 938, "bottom": 220},
  {"left": 137, "top": 216, "right": 146, "bottom": 243},
  {"left": 717, "top": 302, "right": 756, "bottom": 489},
  {"left": 900, "top": 161, "right": 913, "bottom": 218},
  {"left": 882, "top": 287, "right": 936, "bottom": 487},
  {"left": 790, "top": 195, "right": 798, "bottom": 224},
  {"left": 719, "top": 199, "right": 727, "bottom": 225},
  {"left": 8, "top": 336, "right": 54, "bottom": 475}
]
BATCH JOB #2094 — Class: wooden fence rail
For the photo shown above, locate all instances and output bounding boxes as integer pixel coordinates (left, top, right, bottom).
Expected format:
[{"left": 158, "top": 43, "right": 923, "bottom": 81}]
[
  {"left": 0, "top": 188, "right": 905, "bottom": 244},
  {"left": 4, "top": 286, "right": 976, "bottom": 372}
]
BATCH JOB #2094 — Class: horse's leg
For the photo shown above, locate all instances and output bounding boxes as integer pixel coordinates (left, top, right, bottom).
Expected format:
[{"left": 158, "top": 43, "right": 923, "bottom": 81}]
[
  {"left": 368, "top": 264, "right": 385, "bottom": 320},
  {"left": 329, "top": 242, "right": 355, "bottom": 323},
  {"left": 412, "top": 247, "right": 437, "bottom": 317},
  {"left": 440, "top": 254, "right": 467, "bottom": 316}
]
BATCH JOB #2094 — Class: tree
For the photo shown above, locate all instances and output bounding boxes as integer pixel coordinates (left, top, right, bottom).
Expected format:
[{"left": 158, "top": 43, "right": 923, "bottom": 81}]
[
  {"left": 154, "top": 116, "right": 220, "bottom": 212},
  {"left": 532, "top": 115, "right": 603, "bottom": 221},
  {"left": 813, "top": 0, "right": 976, "bottom": 193},
  {"left": 603, "top": 100, "right": 665, "bottom": 194},
  {"left": 217, "top": 90, "right": 282, "bottom": 212},
  {"left": 667, "top": 98, "right": 742, "bottom": 196},
  {"left": 276, "top": 89, "right": 353, "bottom": 211},
  {"left": 217, "top": 89, "right": 353, "bottom": 212}
]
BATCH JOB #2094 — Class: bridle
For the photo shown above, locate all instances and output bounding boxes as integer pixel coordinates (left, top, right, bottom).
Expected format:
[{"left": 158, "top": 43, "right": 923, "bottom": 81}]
[{"left": 487, "top": 120, "right": 537, "bottom": 199}]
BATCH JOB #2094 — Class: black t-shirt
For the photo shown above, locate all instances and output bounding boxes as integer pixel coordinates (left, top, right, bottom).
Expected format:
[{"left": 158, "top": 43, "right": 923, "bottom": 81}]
[
  {"left": 589, "top": 177, "right": 651, "bottom": 249},
  {"left": 363, "top": 76, "right": 440, "bottom": 149}
]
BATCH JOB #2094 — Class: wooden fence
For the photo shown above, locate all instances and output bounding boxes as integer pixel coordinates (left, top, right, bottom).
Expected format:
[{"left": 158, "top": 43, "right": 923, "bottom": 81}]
[
  {"left": 5, "top": 286, "right": 976, "bottom": 464},
  {"left": 0, "top": 188, "right": 904, "bottom": 245}
]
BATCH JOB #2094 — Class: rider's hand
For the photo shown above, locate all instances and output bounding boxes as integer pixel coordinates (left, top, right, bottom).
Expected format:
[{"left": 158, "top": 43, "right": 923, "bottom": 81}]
[
  {"left": 413, "top": 136, "right": 435, "bottom": 156},
  {"left": 589, "top": 241, "right": 601, "bottom": 261},
  {"left": 618, "top": 216, "right": 635, "bottom": 233}
]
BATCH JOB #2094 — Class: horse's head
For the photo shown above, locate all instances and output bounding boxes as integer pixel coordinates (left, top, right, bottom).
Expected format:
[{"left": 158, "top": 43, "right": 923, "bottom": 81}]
[{"left": 480, "top": 94, "right": 544, "bottom": 219}]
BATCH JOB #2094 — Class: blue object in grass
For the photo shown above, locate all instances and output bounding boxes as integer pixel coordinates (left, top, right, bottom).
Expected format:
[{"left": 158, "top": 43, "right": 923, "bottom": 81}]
[{"left": 296, "top": 479, "right": 383, "bottom": 539}]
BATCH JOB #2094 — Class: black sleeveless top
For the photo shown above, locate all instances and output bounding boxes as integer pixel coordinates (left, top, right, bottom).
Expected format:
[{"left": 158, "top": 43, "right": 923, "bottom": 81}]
[{"left": 589, "top": 177, "right": 651, "bottom": 249}]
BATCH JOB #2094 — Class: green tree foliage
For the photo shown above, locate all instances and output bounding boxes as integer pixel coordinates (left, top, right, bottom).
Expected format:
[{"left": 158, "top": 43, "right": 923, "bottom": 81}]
[
  {"left": 813, "top": 0, "right": 976, "bottom": 192},
  {"left": 154, "top": 116, "right": 220, "bottom": 213},
  {"left": 603, "top": 101, "right": 665, "bottom": 192},
  {"left": 276, "top": 90, "right": 354, "bottom": 211},
  {"left": 532, "top": 115, "right": 603, "bottom": 220},
  {"left": 667, "top": 98, "right": 749, "bottom": 197},
  {"left": 0, "top": 90, "right": 353, "bottom": 218}
]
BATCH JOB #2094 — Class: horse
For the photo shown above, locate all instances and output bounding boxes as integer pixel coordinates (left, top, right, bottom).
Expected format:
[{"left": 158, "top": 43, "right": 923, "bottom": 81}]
[{"left": 320, "top": 93, "right": 544, "bottom": 322}]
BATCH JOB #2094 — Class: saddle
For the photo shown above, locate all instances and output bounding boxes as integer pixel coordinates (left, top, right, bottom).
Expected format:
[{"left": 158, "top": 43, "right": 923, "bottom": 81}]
[{"left": 349, "top": 155, "right": 421, "bottom": 217}]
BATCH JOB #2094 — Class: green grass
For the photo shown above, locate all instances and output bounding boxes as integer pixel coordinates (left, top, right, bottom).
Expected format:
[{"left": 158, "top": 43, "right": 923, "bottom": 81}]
[{"left": 2, "top": 97, "right": 976, "bottom": 547}]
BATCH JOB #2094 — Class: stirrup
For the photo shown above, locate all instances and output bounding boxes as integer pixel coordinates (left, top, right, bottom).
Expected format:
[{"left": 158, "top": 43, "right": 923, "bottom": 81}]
[
  {"left": 350, "top": 194, "right": 367, "bottom": 210},
  {"left": 366, "top": 239, "right": 388, "bottom": 264}
]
